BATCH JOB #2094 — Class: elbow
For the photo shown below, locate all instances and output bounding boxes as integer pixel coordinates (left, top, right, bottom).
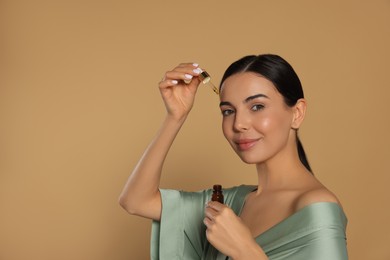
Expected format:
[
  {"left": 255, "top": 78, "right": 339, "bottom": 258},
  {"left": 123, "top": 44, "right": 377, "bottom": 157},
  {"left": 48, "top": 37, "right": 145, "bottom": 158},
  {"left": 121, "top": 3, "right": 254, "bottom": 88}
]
[
  {"left": 118, "top": 190, "right": 161, "bottom": 219},
  {"left": 118, "top": 195, "right": 137, "bottom": 215}
]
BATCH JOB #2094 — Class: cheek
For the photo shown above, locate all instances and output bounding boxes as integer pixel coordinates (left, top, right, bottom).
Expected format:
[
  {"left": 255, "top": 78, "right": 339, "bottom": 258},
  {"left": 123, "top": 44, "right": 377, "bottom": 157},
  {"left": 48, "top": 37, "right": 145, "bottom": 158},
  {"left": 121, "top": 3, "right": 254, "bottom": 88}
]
[
  {"left": 257, "top": 112, "right": 291, "bottom": 132},
  {"left": 259, "top": 117, "right": 272, "bottom": 129},
  {"left": 221, "top": 118, "right": 230, "bottom": 139},
  {"left": 255, "top": 113, "right": 277, "bottom": 131},
  {"left": 221, "top": 118, "right": 237, "bottom": 147}
]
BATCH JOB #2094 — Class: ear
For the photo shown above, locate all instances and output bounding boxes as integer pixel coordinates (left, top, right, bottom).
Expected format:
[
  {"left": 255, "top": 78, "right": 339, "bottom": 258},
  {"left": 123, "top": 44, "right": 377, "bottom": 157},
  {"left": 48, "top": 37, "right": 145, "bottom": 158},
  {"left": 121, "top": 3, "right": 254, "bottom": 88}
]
[{"left": 291, "top": 98, "right": 307, "bottom": 130}]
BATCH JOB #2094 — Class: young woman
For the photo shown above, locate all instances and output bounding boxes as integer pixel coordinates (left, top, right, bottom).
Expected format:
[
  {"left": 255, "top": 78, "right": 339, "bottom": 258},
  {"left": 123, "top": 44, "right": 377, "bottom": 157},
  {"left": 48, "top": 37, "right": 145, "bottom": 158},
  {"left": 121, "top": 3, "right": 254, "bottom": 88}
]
[{"left": 119, "top": 54, "right": 348, "bottom": 259}]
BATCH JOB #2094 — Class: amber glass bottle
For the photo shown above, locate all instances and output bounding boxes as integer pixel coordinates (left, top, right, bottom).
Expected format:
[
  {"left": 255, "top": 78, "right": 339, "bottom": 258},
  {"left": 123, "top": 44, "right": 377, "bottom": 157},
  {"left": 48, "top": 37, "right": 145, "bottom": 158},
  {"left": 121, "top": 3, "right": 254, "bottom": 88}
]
[{"left": 211, "top": 184, "right": 224, "bottom": 204}]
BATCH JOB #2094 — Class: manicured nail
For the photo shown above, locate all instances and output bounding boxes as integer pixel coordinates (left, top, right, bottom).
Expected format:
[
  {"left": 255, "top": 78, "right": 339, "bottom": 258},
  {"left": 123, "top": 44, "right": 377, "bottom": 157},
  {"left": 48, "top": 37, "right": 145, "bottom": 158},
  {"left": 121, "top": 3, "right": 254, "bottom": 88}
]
[
  {"left": 171, "top": 80, "right": 178, "bottom": 84},
  {"left": 193, "top": 68, "right": 202, "bottom": 74},
  {"left": 192, "top": 63, "right": 199, "bottom": 67},
  {"left": 184, "top": 74, "right": 193, "bottom": 79}
]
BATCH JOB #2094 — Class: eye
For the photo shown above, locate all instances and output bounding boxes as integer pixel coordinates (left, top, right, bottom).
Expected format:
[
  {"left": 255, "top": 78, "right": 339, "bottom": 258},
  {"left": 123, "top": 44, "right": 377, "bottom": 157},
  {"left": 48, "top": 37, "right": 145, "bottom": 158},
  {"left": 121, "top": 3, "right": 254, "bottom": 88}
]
[
  {"left": 221, "top": 109, "right": 235, "bottom": 116},
  {"left": 251, "top": 104, "right": 265, "bottom": 111}
]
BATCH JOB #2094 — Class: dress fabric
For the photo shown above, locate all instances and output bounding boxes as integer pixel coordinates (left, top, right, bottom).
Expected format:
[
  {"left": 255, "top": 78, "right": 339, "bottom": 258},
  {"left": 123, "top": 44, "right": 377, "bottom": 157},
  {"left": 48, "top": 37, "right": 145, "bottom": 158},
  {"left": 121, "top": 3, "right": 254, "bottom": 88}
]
[{"left": 151, "top": 185, "right": 348, "bottom": 260}]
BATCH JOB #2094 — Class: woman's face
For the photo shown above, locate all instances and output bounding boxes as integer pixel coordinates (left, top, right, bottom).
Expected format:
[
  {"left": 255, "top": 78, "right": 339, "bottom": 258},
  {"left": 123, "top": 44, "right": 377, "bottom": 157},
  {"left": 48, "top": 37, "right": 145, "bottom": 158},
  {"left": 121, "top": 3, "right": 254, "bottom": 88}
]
[{"left": 219, "top": 72, "right": 297, "bottom": 165}]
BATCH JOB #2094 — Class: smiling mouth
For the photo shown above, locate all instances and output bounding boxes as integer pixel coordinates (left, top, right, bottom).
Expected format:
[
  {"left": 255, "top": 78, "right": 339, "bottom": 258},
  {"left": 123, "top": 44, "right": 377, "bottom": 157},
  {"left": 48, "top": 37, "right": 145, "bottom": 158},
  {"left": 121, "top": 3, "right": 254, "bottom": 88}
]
[{"left": 235, "top": 139, "right": 259, "bottom": 151}]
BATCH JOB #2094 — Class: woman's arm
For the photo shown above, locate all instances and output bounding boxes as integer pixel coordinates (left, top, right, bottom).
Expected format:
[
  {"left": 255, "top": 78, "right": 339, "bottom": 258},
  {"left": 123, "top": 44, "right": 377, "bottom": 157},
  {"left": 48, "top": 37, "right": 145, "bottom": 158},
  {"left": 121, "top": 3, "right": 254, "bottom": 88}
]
[{"left": 119, "top": 63, "right": 202, "bottom": 221}]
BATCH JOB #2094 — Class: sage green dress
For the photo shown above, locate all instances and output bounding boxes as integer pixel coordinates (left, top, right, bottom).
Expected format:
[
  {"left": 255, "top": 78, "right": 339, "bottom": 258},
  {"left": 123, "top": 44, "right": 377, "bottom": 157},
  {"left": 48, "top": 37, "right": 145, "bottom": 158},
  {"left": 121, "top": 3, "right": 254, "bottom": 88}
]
[{"left": 151, "top": 185, "right": 348, "bottom": 259}]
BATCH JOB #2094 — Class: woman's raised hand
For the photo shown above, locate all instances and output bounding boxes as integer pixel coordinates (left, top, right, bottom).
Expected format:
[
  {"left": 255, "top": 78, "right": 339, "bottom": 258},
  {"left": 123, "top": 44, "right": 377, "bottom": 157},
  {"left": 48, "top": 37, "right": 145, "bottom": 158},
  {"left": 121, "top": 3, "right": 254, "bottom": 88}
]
[{"left": 159, "top": 63, "right": 202, "bottom": 121}]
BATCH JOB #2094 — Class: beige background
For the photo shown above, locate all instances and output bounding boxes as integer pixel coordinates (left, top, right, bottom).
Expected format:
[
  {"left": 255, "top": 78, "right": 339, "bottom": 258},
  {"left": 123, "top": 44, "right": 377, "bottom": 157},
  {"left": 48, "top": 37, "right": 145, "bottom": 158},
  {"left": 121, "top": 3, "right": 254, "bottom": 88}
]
[{"left": 1, "top": 0, "right": 389, "bottom": 259}]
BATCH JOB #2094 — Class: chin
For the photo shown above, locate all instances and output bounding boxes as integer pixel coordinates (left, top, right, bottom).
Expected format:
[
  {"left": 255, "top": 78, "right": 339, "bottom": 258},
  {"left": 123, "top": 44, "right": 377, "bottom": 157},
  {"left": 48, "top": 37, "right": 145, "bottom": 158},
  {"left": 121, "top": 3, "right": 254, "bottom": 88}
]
[{"left": 237, "top": 153, "right": 263, "bottom": 165}]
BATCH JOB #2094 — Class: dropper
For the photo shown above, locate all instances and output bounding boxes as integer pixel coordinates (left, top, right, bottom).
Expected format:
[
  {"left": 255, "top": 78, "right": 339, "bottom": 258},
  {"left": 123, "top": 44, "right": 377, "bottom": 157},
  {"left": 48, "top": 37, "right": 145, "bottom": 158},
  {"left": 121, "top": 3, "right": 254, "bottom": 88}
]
[
  {"left": 184, "top": 68, "right": 219, "bottom": 95},
  {"left": 198, "top": 70, "right": 219, "bottom": 95}
]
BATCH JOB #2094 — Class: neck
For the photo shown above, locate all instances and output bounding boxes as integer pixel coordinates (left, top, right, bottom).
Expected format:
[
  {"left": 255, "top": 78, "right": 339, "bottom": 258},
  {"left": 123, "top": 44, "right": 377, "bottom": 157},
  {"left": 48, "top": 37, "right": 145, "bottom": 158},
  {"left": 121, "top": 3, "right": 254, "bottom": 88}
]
[{"left": 254, "top": 139, "right": 309, "bottom": 193}]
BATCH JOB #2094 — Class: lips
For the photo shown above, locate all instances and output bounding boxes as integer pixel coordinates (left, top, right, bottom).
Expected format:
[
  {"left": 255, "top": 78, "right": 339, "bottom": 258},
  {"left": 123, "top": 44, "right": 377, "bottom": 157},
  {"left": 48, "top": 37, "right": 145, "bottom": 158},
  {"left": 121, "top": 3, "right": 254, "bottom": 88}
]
[{"left": 235, "top": 138, "right": 259, "bottom": 151}]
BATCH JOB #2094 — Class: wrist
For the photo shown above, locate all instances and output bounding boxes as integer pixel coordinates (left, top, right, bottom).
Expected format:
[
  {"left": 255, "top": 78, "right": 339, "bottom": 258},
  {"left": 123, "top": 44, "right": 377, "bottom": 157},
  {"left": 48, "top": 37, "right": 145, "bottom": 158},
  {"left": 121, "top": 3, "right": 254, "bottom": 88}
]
[
  {"left": 232, "top": 240, "right": 268, "bottom": 260},
  {"left": 165, "top": 113, "right": 188, "bottom": 125}
]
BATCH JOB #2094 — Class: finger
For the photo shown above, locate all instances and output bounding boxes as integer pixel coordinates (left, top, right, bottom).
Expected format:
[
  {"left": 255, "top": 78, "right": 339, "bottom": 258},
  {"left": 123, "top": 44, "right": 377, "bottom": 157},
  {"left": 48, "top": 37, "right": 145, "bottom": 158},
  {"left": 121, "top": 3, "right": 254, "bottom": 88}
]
[
  {"left": 173, "top": 67, "right": 203, "bottom": 79},
  {"left": 176, "top": 62, "right": 199, "bottom": 69},
  {"left": 159, "top": 63, "right": 202, "bottom": 87},
  {"left": 206, "top": 201, "right": 225, "bottom": 212},
  {"left": 158, "top": 78, "right": 179, "bottom": 89},
  {"left": 204, "top": 206, "right": 218, "bottom": 221},
  {"left": 203, "top": 216, "right": 213, "bottom": 228},
  {"left": 172, "top": 63, "right": 201, "bottom": 76},
  {"left": 161, "top": 63, "right": 199, "bottom": 79},
  {"left": 165, "top": 70, "right": 200, "bottom": 82},
  {"left": 161, "top": 70, "right": 202, "bottom": 88}
]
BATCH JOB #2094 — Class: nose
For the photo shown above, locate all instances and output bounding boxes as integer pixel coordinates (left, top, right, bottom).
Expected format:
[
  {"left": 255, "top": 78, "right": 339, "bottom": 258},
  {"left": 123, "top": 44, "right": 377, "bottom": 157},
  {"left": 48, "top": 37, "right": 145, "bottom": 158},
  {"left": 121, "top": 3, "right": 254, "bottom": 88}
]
[{"left": 233, "top": 111, "right": 250, "bottom": 132}]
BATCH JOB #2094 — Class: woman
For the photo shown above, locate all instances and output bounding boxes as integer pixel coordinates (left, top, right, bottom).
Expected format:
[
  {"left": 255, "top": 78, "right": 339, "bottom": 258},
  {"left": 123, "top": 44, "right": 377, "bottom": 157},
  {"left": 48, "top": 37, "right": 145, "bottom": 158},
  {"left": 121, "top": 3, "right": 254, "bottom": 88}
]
[{"left": 119, "top": 54, "right": 348, "bottom": 259}]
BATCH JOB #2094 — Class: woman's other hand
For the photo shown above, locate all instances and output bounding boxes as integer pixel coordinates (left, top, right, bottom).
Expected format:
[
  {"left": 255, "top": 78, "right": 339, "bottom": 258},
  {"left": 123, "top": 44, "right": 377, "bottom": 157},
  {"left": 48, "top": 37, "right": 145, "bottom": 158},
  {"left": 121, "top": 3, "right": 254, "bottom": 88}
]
[
  {"left": 204, "top": 201, "right": 268, "bottom": 260},
  {"left": 159, "top": 63, "right": 202, "bottom": 121}
]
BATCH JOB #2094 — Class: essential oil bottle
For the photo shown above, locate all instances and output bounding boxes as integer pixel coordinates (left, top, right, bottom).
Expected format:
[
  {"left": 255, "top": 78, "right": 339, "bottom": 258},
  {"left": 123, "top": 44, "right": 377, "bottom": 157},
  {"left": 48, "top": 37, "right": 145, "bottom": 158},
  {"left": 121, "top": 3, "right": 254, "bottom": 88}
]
[{"left": 211, "top": 184, "right": 224, "bottom": 203}]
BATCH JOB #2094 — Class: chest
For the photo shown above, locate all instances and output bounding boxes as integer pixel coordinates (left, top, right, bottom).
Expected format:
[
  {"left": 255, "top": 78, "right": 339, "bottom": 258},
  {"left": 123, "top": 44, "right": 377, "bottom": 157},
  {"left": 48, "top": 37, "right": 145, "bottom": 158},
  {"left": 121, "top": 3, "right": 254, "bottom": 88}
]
[{"left": 239, "top": 194, "right": 297, "bottom": 238}]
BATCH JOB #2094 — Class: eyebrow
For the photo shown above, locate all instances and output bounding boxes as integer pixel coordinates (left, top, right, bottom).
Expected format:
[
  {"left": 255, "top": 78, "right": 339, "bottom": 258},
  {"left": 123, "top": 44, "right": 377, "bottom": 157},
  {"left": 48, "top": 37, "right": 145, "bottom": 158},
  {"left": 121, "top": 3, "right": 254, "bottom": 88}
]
[{"left": 219, "top": 93, "right": 269, "bottom": 107}]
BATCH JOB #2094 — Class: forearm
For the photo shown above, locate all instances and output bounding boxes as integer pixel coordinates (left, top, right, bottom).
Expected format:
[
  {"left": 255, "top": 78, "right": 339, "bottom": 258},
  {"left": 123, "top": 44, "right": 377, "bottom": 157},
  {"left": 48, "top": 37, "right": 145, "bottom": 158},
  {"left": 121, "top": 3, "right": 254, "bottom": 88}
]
[{"left": 119, "top": 115, "right": 186, "bottom": 220}]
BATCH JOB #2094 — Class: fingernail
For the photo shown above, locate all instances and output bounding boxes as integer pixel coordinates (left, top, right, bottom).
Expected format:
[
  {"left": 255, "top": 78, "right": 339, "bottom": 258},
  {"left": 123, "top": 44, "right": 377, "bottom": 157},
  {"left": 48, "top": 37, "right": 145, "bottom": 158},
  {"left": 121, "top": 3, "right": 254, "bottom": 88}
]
[
  {"left": 184, "top": 74, "right": 193, "bottom": 79},
  {"left": 171, "top": 80, "right": 178, "bottom": 84},
  {"left": 193, "top": 68, "right": 202, "bottom": 74},
  {"left": 192, "top": 63, "right": 199, "bottom": 67}
]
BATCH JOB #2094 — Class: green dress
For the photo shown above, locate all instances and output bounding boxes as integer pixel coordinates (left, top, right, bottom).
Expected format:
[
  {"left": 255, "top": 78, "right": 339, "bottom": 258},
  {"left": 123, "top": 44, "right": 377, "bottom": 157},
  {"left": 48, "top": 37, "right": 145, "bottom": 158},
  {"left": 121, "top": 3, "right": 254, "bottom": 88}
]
[{"left": 151, "top": 185, "right": 348, "bottom": 259}]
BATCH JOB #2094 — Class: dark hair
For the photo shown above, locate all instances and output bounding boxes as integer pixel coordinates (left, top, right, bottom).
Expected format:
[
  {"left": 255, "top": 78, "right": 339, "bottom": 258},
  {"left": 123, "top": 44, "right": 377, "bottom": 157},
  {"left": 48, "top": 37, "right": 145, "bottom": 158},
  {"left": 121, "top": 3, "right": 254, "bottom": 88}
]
[{"left": 220, "top": 54, "right": 313, "bottom": 173}]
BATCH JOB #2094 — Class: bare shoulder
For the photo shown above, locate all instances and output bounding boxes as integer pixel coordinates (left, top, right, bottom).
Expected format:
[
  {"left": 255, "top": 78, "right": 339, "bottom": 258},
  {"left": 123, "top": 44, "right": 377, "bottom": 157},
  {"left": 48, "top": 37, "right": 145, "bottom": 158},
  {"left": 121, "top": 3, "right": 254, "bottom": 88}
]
[{"left": 294, "top": 185, "right": 341, "bottom": 212}]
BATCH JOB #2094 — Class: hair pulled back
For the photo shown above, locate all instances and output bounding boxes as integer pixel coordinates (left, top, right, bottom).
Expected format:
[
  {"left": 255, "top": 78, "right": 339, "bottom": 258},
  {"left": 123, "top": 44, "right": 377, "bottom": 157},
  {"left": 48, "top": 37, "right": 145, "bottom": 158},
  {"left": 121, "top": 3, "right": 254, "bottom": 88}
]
[{"left": 220, "top": 54, "right": 313, "bottom": 173}]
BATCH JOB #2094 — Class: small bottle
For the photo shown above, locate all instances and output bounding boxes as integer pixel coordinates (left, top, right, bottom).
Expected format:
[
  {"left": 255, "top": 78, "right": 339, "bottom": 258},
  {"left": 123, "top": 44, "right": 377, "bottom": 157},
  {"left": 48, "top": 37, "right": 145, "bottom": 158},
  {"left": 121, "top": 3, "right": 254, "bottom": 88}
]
[
  {"left": 198, "top": 70, "right": 220, "bottom": 95},
  {"left": 211, "top": 184, "right": 224, "bottom": 204}
]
